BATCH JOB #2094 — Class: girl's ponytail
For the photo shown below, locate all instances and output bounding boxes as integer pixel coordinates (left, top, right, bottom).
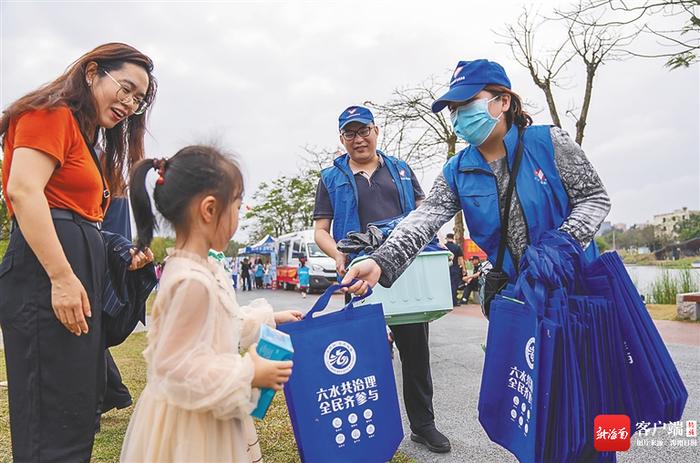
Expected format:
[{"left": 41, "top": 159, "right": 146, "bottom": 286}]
[
  {"left": 129, "top": 159, "right": 157, "bottom": 250},
  {"left": 128, "top": 146, "right": 244, "bottom": 249}
]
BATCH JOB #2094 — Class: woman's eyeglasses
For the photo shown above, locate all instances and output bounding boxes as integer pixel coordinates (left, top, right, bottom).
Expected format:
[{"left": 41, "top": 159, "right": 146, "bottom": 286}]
[{"left": 103, "top": 70, "right": 149, "bottom": 115}]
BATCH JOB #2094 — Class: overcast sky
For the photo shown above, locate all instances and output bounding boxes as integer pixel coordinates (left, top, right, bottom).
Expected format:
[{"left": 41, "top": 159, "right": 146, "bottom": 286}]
[{"left": 2, "top": 0, "right": 698, "bottom": 242}]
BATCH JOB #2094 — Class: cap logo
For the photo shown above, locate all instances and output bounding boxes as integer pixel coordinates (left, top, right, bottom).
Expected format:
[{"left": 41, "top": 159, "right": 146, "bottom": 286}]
[
  {"left": 453, "top": 66, "right": 464, "bottom": 78},
  {"left": 347, "top": 108, "right": 357, "bottom": 115}
]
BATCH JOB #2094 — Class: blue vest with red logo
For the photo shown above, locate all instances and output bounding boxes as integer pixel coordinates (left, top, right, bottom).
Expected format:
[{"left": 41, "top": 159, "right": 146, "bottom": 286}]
[
  {"left": 443, "top": 124, "right": 598, "bottom": 281},
  {"left": 321, "top": 151, "right": 416, "bottom": 242}
]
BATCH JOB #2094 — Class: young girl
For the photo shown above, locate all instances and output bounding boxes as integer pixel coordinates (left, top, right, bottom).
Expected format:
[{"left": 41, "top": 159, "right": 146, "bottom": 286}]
[{"left": 121, "top": 145, "right": 302, "bottom": 462}]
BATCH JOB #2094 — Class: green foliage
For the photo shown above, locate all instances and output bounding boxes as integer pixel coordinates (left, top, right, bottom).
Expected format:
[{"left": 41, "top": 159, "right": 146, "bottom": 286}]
[
  {"left": 224, "top": 240, "right": 243, "bottom": 257},
  {"left": 149, "top": 236, "right": 175, "bottom": 263},
  {"left": 244, "top": 170, "right": 318, "bottom": 241},
  {"left": 679, "top": 268, "right": 698, "bottom": 294},
  {"left": 674, "top": 213, "right": 700, "bottom": 241},
  {"left": 598, "top": 224, "right": 671, "bottom": 252},
  {"left": 0, "top": 240, "right": 7, "bottom": 259},
  {"left": 648, "top": 269, "right": 700, "bottom": 304},
  {"left": 594, "top": 236, "right": 609, "bottom": 252},
  {"left": 0, "top": 158, "right": 10, "bottom": 241}
]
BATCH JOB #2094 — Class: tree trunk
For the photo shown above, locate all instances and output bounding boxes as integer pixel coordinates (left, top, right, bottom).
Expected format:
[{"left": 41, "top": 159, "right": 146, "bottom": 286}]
[
  {"left": 576, "top": 65, "right": 595, "bottom": 146},
  {"left": 543, "top": 84, "right": 562, "bottom": 127}
]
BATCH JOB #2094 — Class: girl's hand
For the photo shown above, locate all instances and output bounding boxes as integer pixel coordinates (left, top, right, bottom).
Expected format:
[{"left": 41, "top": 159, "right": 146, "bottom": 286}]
[
  {"left": 274, "top": 310, "right": 303, "bottom": 324},
  {"left": 50, "top": 270, "right": 91, "bottom": 336},
  {"left": 129, "top": 247, "right": 154, "bottom": 271},
  {"left": 249, "top": 344, "right": 293, "bottom": 391}
]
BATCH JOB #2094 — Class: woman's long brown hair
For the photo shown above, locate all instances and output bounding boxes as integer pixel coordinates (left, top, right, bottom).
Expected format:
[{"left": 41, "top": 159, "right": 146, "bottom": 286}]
[{"left": 0, "top": 42, "right": 157, "bottom": 195}]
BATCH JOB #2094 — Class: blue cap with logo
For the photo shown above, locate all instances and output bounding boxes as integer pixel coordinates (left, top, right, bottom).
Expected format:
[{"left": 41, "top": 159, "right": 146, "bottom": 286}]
[
  {"left": 431, "top": 59, "right": 511, "bottom": 113},
  {"left": 338, "top": 106, "right": 374, "bottom": 130}
]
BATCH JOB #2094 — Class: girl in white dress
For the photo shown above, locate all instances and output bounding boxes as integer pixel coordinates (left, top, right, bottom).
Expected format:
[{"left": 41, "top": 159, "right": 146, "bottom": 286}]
[{"left": 121, "top": 145, "right": 302, "bottom": 462}]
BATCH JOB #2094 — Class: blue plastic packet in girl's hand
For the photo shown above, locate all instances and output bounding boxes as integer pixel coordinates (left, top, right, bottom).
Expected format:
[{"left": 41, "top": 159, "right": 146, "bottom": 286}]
[{"left": 251, "top": 324, "right": 294, "bottom": 419}]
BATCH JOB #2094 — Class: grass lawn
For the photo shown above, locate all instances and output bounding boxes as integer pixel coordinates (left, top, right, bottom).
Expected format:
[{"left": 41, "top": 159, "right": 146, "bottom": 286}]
[
  {"left": 646, "top": 303, "right": 699, "bottom": 322},
  {"left": 0, "top": 331, "right": 415, "bottom": 463}
]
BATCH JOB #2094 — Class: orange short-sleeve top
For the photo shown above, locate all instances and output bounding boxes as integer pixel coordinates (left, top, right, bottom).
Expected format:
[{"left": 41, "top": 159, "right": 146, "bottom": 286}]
[{"left": 2, "top": 106, "right": 109, "bottom": 222}]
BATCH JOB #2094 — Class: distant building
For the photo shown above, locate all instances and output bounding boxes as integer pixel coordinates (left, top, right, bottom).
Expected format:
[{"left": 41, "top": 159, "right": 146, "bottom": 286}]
[
  {"left": 613, "top": 223, "right": 627, "bottom": 232},
  {"left": 652, "top": 207, "right": 698, "bottom": 237}
]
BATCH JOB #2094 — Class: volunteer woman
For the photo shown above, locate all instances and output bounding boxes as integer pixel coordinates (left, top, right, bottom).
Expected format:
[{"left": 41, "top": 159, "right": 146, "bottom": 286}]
[
  {"left": 344, "top": 59, "right": 611, "bottom": 302},
  {"left": 0, "top": 43, "right": 156, "bottom": 461}
]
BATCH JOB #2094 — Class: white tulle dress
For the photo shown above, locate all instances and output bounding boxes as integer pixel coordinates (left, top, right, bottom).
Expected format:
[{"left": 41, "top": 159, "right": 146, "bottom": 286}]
[{"left": 120, "top": 250, "right": 275, "bottom": 463}]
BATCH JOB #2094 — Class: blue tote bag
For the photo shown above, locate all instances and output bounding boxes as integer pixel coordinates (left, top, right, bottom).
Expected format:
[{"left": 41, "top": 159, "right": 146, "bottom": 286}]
[
  {"left": 478, "top": 293, "right": 540, "bottom": 463},
  {"left": 278, "top": 282, "right": 403, "bottom": 463}
]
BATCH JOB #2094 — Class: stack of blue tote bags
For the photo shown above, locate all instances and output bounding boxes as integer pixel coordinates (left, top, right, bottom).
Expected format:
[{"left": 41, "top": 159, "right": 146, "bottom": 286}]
[{"left": 478, "top": 230, "right": 688, "bottom": 463}]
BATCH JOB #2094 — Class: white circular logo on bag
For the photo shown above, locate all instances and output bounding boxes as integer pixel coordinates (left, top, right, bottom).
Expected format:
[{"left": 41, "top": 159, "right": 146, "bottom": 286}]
[
  {"left": 525, "top": 337, "right": 535, "bottom": 370},
  {"left": 324, "top": 340, "right": 357, "bottom": 375}
]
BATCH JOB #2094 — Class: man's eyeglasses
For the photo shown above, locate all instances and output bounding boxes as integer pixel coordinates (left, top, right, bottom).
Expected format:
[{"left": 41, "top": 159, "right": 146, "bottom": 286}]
[
  {"left": 103, "top": 70, "right": 149, "bottom": 115},
  {"left": 341, "top": 126, "right": 374, "bottom": 141}
]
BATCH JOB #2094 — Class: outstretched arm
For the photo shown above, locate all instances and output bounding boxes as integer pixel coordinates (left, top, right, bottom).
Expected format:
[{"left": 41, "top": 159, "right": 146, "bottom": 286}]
[{"left": 343, "top": 173, "right": 461, "bottom": 291}]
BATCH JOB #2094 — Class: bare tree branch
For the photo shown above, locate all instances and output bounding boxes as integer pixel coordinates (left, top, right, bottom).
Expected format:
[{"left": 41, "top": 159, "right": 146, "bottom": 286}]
[
  {"left": 557, "top": 0, "right": 699, "bottom": 68},
  {"left": 496, "top": 6, "right": 576, "bottom": 126}
]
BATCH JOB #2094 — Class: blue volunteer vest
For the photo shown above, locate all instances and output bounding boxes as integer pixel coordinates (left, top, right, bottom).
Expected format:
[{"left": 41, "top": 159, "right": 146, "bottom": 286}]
[
  {"left": 321, "top": 151, "right": 416, "bottom": 242},
  {"left": 443, "top": 124, "right": 598, "bottom": 281}
]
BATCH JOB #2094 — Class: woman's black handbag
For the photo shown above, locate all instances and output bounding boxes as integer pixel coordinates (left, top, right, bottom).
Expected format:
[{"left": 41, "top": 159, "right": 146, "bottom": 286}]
[{"left": 482, "top": 127, "right": 525, "bottom": 319}]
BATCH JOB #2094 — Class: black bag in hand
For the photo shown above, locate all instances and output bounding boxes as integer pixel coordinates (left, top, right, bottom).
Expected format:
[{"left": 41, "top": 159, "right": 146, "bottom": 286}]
[{"left": 482, "top": 270, "right": 510, "bottom": 319}]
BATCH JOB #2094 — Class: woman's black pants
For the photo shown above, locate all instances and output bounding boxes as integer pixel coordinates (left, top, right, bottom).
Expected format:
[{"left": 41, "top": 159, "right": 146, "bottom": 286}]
[{"left": 0, "top": 213, "right": 105, "bottom": 463}]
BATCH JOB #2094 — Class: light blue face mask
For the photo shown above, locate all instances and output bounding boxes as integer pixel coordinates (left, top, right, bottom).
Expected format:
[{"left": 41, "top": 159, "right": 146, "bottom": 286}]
[{"left": 450, "top": 96, "right": 503, "bottom": 146}]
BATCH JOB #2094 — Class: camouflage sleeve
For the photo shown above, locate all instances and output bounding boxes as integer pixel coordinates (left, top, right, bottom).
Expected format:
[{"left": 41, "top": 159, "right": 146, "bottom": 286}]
[
  {"left": 370, "top": 173, "right": 462, "bottom": 287},
  {"left": 551, "top": 127, "right": 611, "bottom": 248}
]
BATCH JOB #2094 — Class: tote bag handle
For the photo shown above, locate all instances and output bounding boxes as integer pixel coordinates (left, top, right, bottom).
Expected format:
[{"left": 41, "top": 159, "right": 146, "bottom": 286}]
[{"left": 304, "top": 279, "right": 374, "bottom": 320}]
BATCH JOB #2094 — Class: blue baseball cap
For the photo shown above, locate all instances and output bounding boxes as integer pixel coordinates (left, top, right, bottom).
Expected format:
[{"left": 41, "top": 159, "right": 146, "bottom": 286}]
[
  {"left": 338, "top": 106, "right": 374, "bottom": 130},
  {"left": 431, "top": 59, "right": 511, "bottom": 113}
]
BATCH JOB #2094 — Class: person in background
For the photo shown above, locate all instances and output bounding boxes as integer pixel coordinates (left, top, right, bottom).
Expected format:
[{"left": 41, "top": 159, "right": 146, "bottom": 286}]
[
  {"left": 461, "top": 255, "right": 484, "bottom": 304},
  {"left": 231, "top": 257, "right": 239, "bottom": 290},
  {"left": 100, "top": 196, "right": 139, "bottom": 421},
  {"left": 254, "top": 258, "right": 264, "bottom": 289},
  {"left": 263, "top": 261, "right": 271, "bottom": 288},
  {"left": 298, "top": 257, "right": 310, "bottom": 298},
  {"left": 240, "top": 257, "right": 252, "bottom": 291},
  {"left": 444, "top": 233, "right": 464, "bottom": 307}
]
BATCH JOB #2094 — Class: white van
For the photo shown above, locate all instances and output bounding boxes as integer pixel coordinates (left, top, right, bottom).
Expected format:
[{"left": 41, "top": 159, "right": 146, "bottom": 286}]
[{"left": 275, "top": 229, "right": 337, "bottom": 291}]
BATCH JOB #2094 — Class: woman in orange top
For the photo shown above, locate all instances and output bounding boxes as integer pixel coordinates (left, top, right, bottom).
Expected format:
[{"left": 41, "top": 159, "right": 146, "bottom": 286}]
[{"left": 0, "top": 43, "right": 157, "bottom": 462}]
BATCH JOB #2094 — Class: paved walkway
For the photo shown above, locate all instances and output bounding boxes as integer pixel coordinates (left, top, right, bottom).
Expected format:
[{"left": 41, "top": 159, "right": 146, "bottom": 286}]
[{"left": 1, "top": 290, "right": 698, "bottom": 462}]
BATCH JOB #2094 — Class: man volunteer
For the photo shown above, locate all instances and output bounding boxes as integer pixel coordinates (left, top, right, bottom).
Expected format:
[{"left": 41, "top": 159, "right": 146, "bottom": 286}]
[{"left": 313, "top": 106, "right": 451, "bottom": 453}]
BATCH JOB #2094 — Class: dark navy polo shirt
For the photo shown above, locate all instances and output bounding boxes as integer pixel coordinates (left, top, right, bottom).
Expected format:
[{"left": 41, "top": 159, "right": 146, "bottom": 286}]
[{"left": 313, "top": 156, "right": 425, "bottom": 233}]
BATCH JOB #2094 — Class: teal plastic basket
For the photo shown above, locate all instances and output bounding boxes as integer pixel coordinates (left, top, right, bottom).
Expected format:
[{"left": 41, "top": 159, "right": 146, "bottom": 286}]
[{"left": 350, "top": 251, "right": 453, "bottom": 325}]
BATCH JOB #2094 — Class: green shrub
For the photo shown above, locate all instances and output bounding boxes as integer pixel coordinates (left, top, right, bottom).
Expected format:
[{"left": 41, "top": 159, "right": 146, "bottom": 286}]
[{"left": 648, "top": 269, "right": 700, "bottom": 304}]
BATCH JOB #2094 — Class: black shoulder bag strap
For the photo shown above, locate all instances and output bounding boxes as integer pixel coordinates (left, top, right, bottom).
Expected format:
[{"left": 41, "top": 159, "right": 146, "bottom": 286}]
[
  {"left": 482, "top": 126, "right": 525, "bottom": 318},
  {"left": 494, "top": 127, "right": 525, "bottom": 272},
  {"left": 80, "top": 131, "right": 111, "bottom": 214}
]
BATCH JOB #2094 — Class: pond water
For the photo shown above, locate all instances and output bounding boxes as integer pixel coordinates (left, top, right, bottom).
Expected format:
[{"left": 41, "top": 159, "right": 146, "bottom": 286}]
[{"left": 625, "top": 265, "right": 700, "bottom": 296}]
